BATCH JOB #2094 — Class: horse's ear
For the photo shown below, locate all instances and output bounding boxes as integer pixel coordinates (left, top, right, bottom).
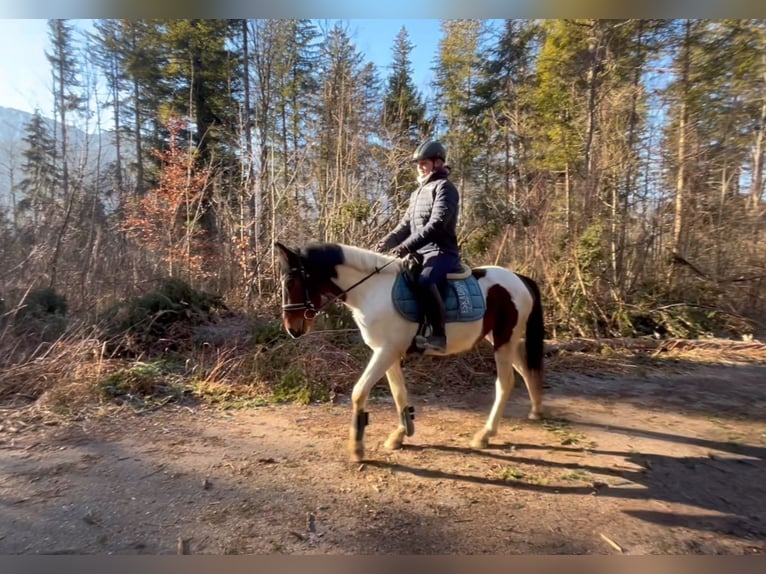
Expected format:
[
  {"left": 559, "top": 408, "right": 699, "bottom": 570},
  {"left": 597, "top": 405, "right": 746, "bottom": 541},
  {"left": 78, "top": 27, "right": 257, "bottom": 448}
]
[{"left": 274, "top": 242, "right": 296, "bottom": 268}]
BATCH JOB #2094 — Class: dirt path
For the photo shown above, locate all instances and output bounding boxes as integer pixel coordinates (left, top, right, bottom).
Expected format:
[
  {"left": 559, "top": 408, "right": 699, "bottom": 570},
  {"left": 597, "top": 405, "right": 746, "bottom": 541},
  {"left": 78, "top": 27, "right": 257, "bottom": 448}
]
[{"left": 1, "top": 361, "right": 765, "bottom": 555}]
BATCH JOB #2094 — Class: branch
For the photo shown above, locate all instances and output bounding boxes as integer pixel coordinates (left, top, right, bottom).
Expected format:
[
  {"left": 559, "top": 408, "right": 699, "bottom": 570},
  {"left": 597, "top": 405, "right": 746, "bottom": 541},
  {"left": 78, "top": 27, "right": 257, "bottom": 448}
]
[
  {"left": 648, "top": 302, "right": 764, "bottom": 327},
  {"left": 671, "top": 252, "right": 766, "bottom": 284},
  {"left": 669, "top": 251, "right": 708, "bottom": 279}
]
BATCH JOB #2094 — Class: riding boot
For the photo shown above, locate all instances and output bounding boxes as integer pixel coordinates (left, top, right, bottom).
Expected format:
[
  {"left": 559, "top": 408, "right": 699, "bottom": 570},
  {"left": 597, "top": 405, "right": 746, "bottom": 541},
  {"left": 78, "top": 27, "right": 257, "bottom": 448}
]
[{"left": 415, "top": 283, "right": 447, "bottom": 352}]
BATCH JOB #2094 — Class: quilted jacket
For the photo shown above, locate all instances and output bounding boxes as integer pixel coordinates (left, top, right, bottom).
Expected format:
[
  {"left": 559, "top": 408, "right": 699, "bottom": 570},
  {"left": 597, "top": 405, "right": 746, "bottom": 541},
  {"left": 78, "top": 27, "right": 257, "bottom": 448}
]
[{"left": 379, "top": 167, "right": 460, "bottom": 257}]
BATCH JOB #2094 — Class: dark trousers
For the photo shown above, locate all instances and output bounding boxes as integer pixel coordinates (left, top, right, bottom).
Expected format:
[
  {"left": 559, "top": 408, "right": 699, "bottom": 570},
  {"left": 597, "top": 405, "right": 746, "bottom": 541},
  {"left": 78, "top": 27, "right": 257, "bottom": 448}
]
[
  {"left": 414, "top": 252, "right": 460, "bottom": 338},
  {"left": 416, "top": 252, "right": 461, "bottom": 290}
]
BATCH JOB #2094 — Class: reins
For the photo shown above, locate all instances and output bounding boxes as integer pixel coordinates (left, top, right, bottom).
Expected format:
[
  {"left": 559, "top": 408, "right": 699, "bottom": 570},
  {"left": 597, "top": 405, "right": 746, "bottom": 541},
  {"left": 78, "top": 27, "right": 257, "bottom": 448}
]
[{"left": 282, "top": 256, "right": 399, "bottom": 319}]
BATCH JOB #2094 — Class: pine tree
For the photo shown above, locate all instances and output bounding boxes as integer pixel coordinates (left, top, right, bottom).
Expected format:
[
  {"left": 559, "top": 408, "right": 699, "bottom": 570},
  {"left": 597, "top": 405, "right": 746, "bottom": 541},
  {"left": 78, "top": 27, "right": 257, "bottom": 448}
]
[
  {"left": 433, "top": 19, "right": 485, "bottom": 190},
  {"left": 17, "top": 111, "right": 58, "bottom": 231},
  {"left": 383, "top": 27, "right": 427, "bottom": 140},
  {"left": 468, "top": 19, "right": 542, "bottom": 257},
  {"left": 381, "top": 26, "right": 427, "bottom": 208},
  {"left": 161, "top": 19, "right": 243, "bottom": 239},
  {"left": 46, "top": 19, "right": 86, "bottom": 287},
  {"left": 162, "top": 20, "right": 241, "bottom": 169},
  {"left": 90, "top": 19, "right": 129, "bottom": 197},
  {"left": 46, "top": 20, "right": 84, "bottom": 203},
  {"left": 119, "top": 19, "right": 171, "bottom": 196},
  {"left": 661, "top": 19, "right": 766, "bottom": 292},
  {"left": 314, "top": 22, "right": 380, "bottom": 243}
]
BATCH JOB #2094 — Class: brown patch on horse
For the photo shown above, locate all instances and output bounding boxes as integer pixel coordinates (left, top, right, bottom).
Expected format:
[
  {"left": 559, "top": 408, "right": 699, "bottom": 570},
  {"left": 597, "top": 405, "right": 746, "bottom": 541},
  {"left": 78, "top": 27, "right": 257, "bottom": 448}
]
[
  {"left": 480, "top": 284, "right": 518, "bottom": 350},
  {"left": 516, "top": 273, "right": 545, "bottom": 371}
]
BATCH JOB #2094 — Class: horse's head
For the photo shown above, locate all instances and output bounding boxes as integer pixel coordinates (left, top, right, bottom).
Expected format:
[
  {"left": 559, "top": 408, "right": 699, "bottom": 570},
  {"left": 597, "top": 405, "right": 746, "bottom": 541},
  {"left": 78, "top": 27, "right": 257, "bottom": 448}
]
[{"left": 275, "top": 242, "right": 322, "bottom": 337}]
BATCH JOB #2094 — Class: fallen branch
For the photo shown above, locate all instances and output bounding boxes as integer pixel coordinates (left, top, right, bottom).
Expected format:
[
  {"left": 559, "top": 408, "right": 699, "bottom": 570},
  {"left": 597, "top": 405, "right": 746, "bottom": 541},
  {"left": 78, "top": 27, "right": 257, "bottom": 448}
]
[{"left": 599, "top": 532, "right": 624, "bottom": 553}]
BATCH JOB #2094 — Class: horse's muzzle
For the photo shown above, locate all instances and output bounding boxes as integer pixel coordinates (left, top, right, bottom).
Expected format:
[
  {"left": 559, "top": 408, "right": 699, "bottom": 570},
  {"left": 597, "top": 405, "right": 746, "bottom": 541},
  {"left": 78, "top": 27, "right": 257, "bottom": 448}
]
[
  {"left": 282, "top": 305, "right": 318, "bottom": 338},
  {"left": 287, "top": 327, "right": 303, "bottom": 338},
  {"left": 283, "top": 314, "right": 313, "bottom": 338}
]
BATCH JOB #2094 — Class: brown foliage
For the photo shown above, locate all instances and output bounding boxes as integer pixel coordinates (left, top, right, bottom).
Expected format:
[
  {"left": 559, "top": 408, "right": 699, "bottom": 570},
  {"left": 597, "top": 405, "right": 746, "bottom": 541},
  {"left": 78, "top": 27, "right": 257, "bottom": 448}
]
[{"left": 122, "top": 116, "right": 214, "bottom": 279}]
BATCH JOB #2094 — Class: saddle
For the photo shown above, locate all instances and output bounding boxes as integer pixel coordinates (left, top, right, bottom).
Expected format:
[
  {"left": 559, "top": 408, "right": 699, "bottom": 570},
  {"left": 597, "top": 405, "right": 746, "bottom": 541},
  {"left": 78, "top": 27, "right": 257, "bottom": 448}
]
[{"left": 391, "top": 262, "right": 485, "bottom": 324}]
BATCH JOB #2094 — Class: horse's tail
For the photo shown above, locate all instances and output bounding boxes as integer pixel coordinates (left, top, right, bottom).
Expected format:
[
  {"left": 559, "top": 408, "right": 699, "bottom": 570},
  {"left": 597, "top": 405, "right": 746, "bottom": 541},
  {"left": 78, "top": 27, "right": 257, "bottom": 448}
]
[{"left": 518, "top": 274, "right": 544, "bottom": 373}]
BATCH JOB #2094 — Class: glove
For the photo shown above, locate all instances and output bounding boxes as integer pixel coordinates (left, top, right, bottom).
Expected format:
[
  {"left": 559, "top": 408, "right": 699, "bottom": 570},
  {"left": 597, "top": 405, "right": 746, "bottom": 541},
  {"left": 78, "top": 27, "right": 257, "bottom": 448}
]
[
  {"left": 401, "top": 251, "right": 423, "bottom": 275},
  {"left": 392, "top": 244, "right": 409, "bottom": 258},
  {"left": 374, "top": 239, "right": 389, "bottom": 253}
]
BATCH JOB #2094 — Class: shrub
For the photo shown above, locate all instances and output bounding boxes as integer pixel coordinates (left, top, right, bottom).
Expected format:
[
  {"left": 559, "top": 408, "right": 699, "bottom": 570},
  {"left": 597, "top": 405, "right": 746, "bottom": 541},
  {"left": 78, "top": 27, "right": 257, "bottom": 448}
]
[
  {"left": 3, "top": 286, "right": 68, "bottom": 341},
  {"left": 100, "top": 277, "right": 227, "bottom": 354}
]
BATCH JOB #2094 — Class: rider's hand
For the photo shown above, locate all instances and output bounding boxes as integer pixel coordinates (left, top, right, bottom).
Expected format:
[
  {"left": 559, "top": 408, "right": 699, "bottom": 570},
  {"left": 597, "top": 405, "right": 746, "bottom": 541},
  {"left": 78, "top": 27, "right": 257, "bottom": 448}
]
[
  {"left": 392, "top": 244, "right": 409, "bottom": 258},
  {"left": 373, "top": 240, "right": 388, "bottom": 253}
]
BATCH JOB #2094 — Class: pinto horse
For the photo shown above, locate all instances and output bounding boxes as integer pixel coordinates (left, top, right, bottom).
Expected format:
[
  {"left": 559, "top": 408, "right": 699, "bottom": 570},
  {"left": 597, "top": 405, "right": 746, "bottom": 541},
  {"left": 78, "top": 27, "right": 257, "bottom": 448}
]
[{"left": 275, "top": 241, "right": 545, "bottom": 462}]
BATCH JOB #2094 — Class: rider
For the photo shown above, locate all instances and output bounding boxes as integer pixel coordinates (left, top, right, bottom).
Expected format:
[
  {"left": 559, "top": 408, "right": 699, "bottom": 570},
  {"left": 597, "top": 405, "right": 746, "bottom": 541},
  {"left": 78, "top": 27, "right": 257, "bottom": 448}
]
[{"left": 375, "top": 139, "right": 462, "bottom": 353}]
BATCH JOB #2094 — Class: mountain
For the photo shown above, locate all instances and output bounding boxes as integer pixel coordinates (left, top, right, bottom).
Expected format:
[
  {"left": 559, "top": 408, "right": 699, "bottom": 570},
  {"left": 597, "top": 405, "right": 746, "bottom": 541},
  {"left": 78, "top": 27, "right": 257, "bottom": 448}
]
[
  {"left": 0, "top": 105, "right": 119, "bottom": 216},
  {"left": 0, "top": 106, "right": 35, "bottom": 139}
]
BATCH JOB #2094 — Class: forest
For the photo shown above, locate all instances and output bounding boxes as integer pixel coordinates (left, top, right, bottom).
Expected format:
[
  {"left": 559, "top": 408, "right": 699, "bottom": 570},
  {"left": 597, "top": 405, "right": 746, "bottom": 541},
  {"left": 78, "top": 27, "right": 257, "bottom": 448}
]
[
  {"left": 2, "top": 20, "right": 766, "bottom": 557},
  {"left": 1, "top": 19, "right": 765, "bottom": 360}
]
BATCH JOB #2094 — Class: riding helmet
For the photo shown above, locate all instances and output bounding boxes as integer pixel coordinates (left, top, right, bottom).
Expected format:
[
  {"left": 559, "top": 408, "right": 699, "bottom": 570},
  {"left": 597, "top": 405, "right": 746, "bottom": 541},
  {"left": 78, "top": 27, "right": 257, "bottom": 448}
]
[{"left": 412, "top": 140, "right": 446, "bottom": 162}]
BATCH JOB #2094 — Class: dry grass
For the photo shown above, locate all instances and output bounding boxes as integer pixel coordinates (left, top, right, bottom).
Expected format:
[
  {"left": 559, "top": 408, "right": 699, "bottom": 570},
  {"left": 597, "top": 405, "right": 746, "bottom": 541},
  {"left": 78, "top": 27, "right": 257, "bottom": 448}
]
[
  {"left": 0, "top": 332, "right": 106, "bottom": 404},
  {"left": 545, "top": 337, "right": 766, "bottom": 375},
  {"left": 653, "top": 337, "right": 766, "bottom": 363},
  {"left": 2, "top": 317, "right": 765, "bottom": 427}
]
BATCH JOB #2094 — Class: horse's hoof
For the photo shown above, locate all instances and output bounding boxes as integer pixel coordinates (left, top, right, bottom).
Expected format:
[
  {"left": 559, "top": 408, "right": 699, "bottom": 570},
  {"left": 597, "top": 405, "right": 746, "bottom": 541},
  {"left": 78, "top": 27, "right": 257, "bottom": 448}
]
[
  {"left": 384, "top": 437, "right": 403, "bottom": 451},
  {"left": 349, "top": 442, "right": 364, "bottom": 462},
  {"left": 528, "top": 411, "right": 542, "bottom": 421},
  {"left": 470, "top": 434, "right": 489, "bottom": 449},
  {"left": 384, "top": 428, "right": 406, "bottom": 450}
]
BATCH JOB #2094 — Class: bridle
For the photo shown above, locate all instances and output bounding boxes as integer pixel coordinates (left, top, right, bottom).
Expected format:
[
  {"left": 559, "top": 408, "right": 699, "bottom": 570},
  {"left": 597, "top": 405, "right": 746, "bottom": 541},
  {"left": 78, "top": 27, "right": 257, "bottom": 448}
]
[
  {"left": 281, "top": 256, "right": 398, "bottom": 319},
  {"left": 281, "top": 258, "right": 321, "bottom": 319}
]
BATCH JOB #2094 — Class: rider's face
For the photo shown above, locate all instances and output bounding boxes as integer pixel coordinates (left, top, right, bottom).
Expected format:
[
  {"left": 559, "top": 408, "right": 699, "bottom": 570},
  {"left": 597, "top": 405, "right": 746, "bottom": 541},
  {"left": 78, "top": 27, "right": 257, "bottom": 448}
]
[{"left": 416, "top": 159, "right": 434, "bottom": 178}]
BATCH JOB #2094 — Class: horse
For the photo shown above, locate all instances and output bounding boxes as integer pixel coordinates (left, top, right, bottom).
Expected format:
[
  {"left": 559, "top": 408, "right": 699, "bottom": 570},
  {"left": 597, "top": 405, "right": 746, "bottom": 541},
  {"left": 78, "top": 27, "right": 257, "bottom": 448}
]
[{"left": 275, "top": 241, "right": 545, "bottom": 462}]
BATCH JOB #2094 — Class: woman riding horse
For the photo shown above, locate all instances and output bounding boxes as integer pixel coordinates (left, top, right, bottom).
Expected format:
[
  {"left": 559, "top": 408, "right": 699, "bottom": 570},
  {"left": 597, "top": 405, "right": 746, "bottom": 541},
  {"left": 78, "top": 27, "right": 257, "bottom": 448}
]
[{"left": 375, "top": 139, "right": 461, "bottom": 354}]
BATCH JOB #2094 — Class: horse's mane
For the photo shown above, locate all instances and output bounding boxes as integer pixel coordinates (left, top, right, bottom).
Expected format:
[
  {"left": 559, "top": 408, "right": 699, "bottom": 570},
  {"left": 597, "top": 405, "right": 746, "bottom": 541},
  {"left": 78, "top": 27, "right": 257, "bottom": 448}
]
[
  {"left": 298, "top": 242, "right": 401, "bottom": 275},
  {"left": 337, "top": 244, "right": 401, "bottom": 274}
]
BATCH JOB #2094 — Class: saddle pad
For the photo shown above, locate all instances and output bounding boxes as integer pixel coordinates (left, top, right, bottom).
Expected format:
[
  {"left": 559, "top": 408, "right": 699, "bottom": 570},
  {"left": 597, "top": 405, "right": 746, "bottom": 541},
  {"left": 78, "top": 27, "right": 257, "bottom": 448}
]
[{"left": 392, "top": 273, "right": 485, "bottom": 323}]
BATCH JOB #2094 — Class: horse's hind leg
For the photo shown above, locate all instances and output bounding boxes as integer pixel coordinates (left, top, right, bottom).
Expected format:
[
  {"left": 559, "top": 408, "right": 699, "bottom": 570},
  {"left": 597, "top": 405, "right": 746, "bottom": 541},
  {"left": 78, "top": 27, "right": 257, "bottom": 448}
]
[
  {"left": 348, "top": 349, "right": 398, "bottom": 462},
  {"left": 511, "top": 341, "right": 544, "bottom": 420},
  {"left": 383, "top": 360, "right": 412, "bottom": 450},
  {"left": 471, "top": 343, "right": 515, "bottom": 449}
]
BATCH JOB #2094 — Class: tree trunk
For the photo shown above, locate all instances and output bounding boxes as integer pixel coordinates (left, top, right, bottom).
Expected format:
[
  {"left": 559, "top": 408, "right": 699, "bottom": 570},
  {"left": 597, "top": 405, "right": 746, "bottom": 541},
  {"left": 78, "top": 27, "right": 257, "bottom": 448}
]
[
  {"left": 750, "top": 89, "right": 765, "bottom": 212},
  {"left": 49, "top": 37, "right": 70, "bottom": 290},
  {"left": 583, "top": 21, "right": 600, "bottom": 219},
  {"left": 133, "top": 74, "right": 145, "bottom": 196},
  {"left": 671, "top": 20, "right": 691, "bottom": 270}
]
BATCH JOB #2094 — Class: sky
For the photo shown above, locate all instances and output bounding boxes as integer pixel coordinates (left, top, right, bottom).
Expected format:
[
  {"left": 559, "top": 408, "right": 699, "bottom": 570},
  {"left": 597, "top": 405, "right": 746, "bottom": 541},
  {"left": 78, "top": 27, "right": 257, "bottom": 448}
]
[
  {"left": 0, "top": 19, "right": 53, "bottom": 116},
  {"left": 0, "top": 19, "right": 443, "bottom": 120}
]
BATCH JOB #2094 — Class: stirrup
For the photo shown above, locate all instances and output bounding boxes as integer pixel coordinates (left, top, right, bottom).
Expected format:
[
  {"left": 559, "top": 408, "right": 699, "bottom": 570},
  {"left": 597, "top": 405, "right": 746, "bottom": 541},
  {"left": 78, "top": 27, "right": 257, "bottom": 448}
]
[{"left": 416, "top": 334, "right": 446, "bottom": 352}]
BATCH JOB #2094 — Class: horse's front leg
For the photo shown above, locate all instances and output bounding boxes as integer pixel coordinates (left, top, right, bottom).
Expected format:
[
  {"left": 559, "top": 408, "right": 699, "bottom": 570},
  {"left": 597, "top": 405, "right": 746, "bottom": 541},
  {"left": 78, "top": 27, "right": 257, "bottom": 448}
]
[
  {"left": 348, "top": 349, "right": 398, "bottom": 462},
  {"left": 383, "top": 360, "right": 414, "bottom": 451}
]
